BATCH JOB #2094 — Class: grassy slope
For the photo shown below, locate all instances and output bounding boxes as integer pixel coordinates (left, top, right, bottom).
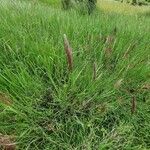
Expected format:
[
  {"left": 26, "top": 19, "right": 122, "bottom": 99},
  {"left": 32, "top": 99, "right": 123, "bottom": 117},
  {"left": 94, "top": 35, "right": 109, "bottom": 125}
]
[
  {"left": 0, "top": 0, "right": 150, "bottom": 149},
  {"left": 97, "top": 0, "right": 150, "bottom": 14}
]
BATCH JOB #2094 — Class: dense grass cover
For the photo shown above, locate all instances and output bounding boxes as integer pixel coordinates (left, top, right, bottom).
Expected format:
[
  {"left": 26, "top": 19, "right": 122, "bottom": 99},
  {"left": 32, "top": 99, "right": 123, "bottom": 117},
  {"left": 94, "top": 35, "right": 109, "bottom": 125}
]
[
  {"left": 98, "top": 0, "right": 150, "bottom": 14},
  {"left": 0, "top": 0, "right": 150, "bottom": 149},
  {"left": 38, "top": 0, "right": 60, "bottom": 7}
]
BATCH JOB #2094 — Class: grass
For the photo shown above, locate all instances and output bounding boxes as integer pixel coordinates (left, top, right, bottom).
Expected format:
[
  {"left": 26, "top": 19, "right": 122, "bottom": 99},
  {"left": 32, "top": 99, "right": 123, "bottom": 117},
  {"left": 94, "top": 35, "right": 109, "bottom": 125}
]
[
  {"left": 97, "top": 0, "right": 150, "bottom": 14},
  {"left": 0, "top": 0, "right": 150, "bottom": 149},
  {"left": 38, "top": 0, "right": 61, "bottom": 7}
]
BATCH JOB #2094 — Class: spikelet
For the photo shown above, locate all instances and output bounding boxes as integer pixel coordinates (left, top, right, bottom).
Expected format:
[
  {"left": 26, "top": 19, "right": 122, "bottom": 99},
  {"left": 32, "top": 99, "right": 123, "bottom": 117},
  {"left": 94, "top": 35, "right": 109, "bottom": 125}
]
[
  {"left": 131, "top": 96, "right": 136, "bottom": 114},
  {"left": 63, "top": 34, "right": 73, "bottom": 71},
  {"left": 93, "top": 62, "right": 97, "bottom": 80}
]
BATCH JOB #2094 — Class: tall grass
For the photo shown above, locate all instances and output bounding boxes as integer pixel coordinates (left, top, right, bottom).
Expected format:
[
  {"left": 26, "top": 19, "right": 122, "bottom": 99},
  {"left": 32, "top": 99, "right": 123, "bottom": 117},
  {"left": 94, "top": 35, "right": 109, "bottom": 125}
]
[
  {"left": 0, "top": 0, "right": 150, "bottom": 149},
  {"left": 97, "top": 0, "right": 150, "bottom": 14}
]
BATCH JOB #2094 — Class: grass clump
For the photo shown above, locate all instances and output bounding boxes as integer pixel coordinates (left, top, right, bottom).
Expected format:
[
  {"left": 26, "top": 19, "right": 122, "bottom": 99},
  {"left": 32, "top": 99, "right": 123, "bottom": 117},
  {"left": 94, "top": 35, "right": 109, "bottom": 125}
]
[{"left": 0, "top": 0, "right": 150, "bottom": 149}]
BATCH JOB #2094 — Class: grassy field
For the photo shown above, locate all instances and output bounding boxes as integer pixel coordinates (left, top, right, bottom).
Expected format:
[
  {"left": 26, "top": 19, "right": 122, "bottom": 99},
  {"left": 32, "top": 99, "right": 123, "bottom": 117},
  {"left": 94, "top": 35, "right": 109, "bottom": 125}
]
[
  {"left": 0, "top": 0, "right": 150, "bottom": 149},
  {"left": 97, "top": 0, "right": 150, "bottom": 14}
]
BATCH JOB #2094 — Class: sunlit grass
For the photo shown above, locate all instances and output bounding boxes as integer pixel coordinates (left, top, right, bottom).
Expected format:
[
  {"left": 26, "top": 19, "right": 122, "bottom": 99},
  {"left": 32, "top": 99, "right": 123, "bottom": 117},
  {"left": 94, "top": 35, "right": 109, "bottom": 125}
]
[
  {"left": 97, "top": 0, "right": 150, "bottom": 14},
  {"left": 41, "top": 0, "right": 60, "bottom": 7}
]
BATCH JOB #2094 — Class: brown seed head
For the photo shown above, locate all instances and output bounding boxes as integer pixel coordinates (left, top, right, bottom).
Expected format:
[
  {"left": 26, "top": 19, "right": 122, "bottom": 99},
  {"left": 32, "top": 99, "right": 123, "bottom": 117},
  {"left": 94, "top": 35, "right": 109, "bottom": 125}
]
[{"left": 63, "top": 34, "right": 73, "bottom": 71}]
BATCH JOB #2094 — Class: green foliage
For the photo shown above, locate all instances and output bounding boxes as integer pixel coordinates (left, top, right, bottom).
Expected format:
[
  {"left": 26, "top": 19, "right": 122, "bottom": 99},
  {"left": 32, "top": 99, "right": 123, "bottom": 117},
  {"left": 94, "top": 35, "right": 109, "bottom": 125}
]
[
  {"left": 61, "top": 0, "right": 97, "bottom": 14},
  {"left": 61, "top": 0, "right": 72, "bottom": 9},
  {"left": 0, "top": 0, "right": 150, "bottom": 149},
  {"left": 115, "top": 0, "right": 150, "bottom": 5},
  {"left": 38, "top": 0, "right": 60, "bottom": 7},
  {"left": 87, "top": 0, "right": 97, "bottom": 14}
]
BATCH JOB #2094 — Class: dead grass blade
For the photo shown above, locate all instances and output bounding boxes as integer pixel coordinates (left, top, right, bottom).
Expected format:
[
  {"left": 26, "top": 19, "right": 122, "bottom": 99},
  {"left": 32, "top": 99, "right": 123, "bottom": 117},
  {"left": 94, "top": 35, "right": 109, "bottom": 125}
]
[
  {"left": 0, "top": 134, "right": 16, "bottom": 150},
  {"left": 104, "top": 34, "right": 116, "bottom": 58},
  {"left": 123, "top": 42, "right": 137, "bottom": 58},
  {"left": 105, "top": 35, "right": 115, "bottom": 46},
  {"left": 141, "top": 83, "right": 150, "bottom": 90},
  {"left": 0, "top": 92, "right": 12, "bottom": 106},
  {"left": 114, "top": 79, "right": 123, "bottom": 89}
]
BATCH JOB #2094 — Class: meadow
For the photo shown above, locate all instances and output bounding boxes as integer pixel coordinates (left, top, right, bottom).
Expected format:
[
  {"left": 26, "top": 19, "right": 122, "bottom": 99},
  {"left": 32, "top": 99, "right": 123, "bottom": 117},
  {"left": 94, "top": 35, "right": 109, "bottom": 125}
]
[{"left": 0, "top": 0, "right": 150, "bottom": 149}]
